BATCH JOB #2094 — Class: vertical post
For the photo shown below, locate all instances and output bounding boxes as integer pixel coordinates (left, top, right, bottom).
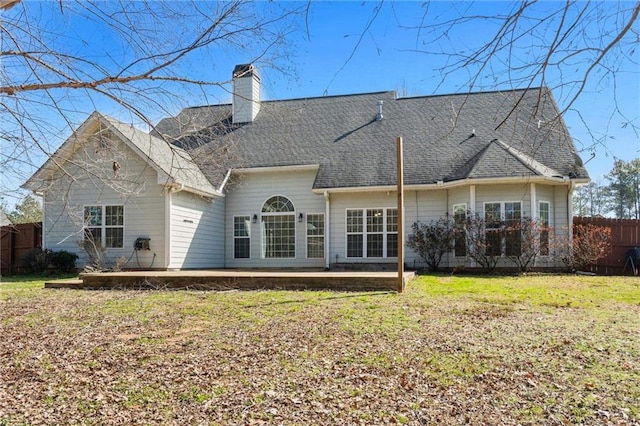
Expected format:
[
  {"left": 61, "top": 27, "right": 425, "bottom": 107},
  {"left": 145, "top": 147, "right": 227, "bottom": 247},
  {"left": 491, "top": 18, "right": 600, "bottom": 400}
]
[{"left": 396, "top": 136, "right": 404, "bottom": 293}]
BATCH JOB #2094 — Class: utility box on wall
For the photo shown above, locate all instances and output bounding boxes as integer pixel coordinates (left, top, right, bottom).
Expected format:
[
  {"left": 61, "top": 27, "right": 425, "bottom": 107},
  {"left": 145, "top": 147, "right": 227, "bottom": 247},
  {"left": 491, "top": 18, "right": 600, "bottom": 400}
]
[{"left": 134, "top": 237, "right": 150, "bottom": 251}]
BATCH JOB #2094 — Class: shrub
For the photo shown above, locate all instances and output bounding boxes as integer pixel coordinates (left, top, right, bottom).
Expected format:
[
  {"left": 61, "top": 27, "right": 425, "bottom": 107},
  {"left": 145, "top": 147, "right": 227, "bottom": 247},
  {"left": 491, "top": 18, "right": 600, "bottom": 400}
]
[
  {"left": 505, "top": 217, "right": 544, "bottom": 273},
  {"left": 50, "top": 250, "right": 79, "bottom": 273},
  {"left": 555, "top": 224, "right": 611, "bottom": 271},
  {"left": 20, "top": 248, "right": 51, "bottom": 274},
  {"left": 407, "top": 216, "right": 455, "bottom": 271},
  {"left": 460, "top": 211, "right": 503, "bottom": 272},
  {"left": 78, "top": 234, "right": 107, "bottom": 271}
]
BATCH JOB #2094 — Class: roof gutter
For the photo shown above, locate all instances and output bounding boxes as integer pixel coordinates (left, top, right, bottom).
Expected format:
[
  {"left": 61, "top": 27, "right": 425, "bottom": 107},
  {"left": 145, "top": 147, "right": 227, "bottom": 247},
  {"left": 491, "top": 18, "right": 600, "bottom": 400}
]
[{"left": 312, "top": 175, "right": 589, "bottom": 194}]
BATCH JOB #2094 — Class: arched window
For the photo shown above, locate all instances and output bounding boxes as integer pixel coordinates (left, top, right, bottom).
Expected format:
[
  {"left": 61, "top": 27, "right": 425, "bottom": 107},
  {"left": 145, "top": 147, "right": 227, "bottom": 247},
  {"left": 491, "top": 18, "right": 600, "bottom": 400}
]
[
  {"left": 262, "top": 196, "right": 295, "bottom": 213},
  {"left": 261, "top": 196, "right": 295, "bottom": 258}
]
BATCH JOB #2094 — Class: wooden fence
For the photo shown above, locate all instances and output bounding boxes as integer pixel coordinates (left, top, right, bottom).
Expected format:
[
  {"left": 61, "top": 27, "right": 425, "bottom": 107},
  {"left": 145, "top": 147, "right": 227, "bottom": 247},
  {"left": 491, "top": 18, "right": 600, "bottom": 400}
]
[
  {"left": 1, "top": 223, "right": 42, "bottom": 276},
  {"left": 573, "top": 216, "right": 639, "bottom": 275}
]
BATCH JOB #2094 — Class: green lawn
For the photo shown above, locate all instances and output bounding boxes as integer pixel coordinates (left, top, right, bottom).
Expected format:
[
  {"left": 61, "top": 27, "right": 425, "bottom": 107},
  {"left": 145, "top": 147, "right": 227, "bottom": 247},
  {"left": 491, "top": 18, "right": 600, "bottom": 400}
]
[{"left": 1, "top": 274, "right": 639, "bottom": 425}]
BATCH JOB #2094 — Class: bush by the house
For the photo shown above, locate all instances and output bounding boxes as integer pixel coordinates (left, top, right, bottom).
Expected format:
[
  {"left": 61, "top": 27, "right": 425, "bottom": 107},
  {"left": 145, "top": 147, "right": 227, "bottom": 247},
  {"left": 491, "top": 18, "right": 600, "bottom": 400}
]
[
  {"left": 20, "top": 248, "right": 51, "bottom": 274},
  {"left": 505, "top": 217, "right": 545, "bottom": 273},
  {"left": 20, "top": 248, "right": 79, "bottom": 274},
  {"left": 50, "top": 250, "right": 79, "bottom": 273},
  {"left": 407, "top": 216, "right": 455, "bottom": 272},
  {"left": 458, "top": 212, "right": 504, "bottom": 272},
  {"left": 557, "top": 224, "right": 611, "bottom": 271}
]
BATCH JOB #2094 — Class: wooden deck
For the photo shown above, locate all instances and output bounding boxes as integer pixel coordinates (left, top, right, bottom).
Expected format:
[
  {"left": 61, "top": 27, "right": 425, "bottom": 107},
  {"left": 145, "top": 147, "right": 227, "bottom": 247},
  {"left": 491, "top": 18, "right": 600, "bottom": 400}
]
[{"left": 45, "top": 270, "right": 416, "bottom": 292}]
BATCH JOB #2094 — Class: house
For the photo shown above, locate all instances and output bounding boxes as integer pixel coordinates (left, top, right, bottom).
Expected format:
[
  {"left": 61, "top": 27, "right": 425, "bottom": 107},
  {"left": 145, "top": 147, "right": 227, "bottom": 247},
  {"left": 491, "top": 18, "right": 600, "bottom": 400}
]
[{"left": 23, "top": 64, "right": 589, "bottom": 271}]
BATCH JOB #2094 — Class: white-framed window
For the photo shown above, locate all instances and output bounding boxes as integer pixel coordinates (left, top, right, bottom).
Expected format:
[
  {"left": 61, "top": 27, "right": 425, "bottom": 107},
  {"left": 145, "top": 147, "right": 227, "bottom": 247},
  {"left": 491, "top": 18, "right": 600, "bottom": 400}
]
[
  {"left": 386, "top": 208, "right": 398, "bottom": 258},
  {"left": 234, "top": 216, "right": 251, "bottom": 259},
  {"left": 483, "top": 201, "right": 522, "bottom": 256},
  {"left": 453, "top": 203, "right": 467, "bottom": 257},
  {"left": 484, "top": 202, "right": 503, "bottom": 256},
  {"left": 346, "top": 209, "right": 364, "bottom": 258},
  {"left": 306, "top": 213, "right": 325, "bottom": 258},
  {"left": 261, "top": 195, "right": 295, "bottom": 258},
  {"left": 538, "top": 201, "right": 551, "bottom": 256},
  {"left": 84, "top": 205, "right": 124, "bottom": 248},
  {"left": 346, "top": 208, "right": 398, "bottom": 258},
  {"left": 504, "top": 202, "right": 522, "bottom": 257}
]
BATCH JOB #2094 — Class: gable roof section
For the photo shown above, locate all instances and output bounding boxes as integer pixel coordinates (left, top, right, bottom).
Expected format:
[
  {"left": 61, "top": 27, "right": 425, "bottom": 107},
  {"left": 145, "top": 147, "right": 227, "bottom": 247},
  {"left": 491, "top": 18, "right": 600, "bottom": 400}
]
[
  {"left": 447, "top": 139, "right": 562, "bottom": 181},
  {"left": 23, "top": 112, "right": 219, "bottom": 197},
  {"left": 155, "top": 87, "right": 589, "bottom": 190}
]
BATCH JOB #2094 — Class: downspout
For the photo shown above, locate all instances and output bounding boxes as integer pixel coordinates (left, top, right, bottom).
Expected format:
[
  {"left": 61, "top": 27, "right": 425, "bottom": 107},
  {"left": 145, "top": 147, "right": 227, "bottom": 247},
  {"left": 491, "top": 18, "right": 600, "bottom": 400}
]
[
  {"left": 218, "top": 169, "right": 232, "bottom": 193},
  {"left": 41, "top": 193, "right": 46, "bottom": 250},
  {"left": 530, "top": 182, "right": 536, "bottom": 268},
  {"left": 324, "top": 191, "right": 330, "bottom": 270},
  {"left": 165, "top": 188, "right": 172, "bottom": 269},
  {"left": 567, "top": 179, "right": 574, "bottom": 242}
]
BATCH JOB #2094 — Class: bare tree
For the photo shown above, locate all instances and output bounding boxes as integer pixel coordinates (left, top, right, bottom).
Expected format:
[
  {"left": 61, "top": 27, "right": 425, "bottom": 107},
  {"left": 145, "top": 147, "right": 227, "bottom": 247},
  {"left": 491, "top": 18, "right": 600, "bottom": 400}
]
[
  {"left": 327, "top": 2, "right": 638, "bottom": 156},
  {"left": 1, "top": 1, "right": 303, "bottom": 203},
  {"left": 407, "top": 2, "right": 639, "bottom": 142}
]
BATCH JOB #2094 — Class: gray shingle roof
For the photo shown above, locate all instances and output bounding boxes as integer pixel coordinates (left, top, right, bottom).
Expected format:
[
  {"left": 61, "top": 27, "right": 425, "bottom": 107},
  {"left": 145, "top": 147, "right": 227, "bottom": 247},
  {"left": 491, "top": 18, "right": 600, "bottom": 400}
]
[{"left": 154, "top": 87, "right": 589, "bottom": 190}]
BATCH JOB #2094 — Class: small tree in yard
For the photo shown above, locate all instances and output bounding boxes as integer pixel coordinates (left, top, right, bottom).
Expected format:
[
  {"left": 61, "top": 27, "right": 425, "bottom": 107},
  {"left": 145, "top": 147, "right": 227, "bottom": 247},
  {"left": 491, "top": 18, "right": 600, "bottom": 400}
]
[
  {"left": 506, "top": 217, "right": 544, "bottom": 273},
  {"left": 556, "top": 224, "right": 612, "bottom": 271},
  {"left": 462, "top": 211, "right": 504, "bottom": 272},
  {"left": 407, "top": 216, "right": 454, "bottom": 272}
]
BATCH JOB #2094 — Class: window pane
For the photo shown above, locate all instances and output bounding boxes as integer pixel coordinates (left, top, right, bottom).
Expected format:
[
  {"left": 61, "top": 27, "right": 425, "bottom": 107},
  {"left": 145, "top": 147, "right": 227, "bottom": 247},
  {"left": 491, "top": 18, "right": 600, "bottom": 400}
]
[
  {"left": 367, "top": 209, "right": 383, "bottom": 233},
  {"left": 307, "top": 214, "right": 324, "bottom": 236},
  {"left": 307, "top": 214, "right": 324, "bottom": 258},
  {"left": 347, "top": 234, "right": 363, "bottom": 258},
  {"left": 105, "top": 206, "right": 123, "bottom": 226},
  {"left": 505, "top": 202, "right": 521, "bottom": 222},
  {"left": 539, "top": 202, "right": 550, "bottom": 256},
  {"left": 105, "top": 228, "right": 123, "bottom": 248},
  {"left": 387, "top": 209, "right": 398, "bottom": 232},
  {"left": 486, "top": 230, "right": 502, "bottom": 256},
  {"left": 262, "top": 215, "right": 295, "bottom": 258},
  {"left": 307, "top": 237, "right": 324, "bottom": 258},
  {"left": 453, "top": 204, "right": 467, "bottom": 257},
  {"left": 234, "top": 216, "right": 250, "bottom": 237},
  {"left": 234, "top": 238, "right": 250, "bottom": 259},
  {"left": 367, "top": 233, "right": 383, "bottom": 257},
  {"left": 455, "top": 231, "right": 466, "bottom": 257},
  {"left": 485, "top": 203, "right": 501, "bottom": 228},
  {"left": 540, "top": 230, "right": 549, "bottom": 256},
  {"left": 84, "top": 206, "right": 102, "bottom": 226},
  {"left": 346, "top": 210, "right": 363, "bottom": 233},
  {"left": 262, "top": 196, "right": 294, "bottom": 213},
  {"left": 453, "top": 204, "right": 466, "bottom": 223},
  {"left": 505, "top": 229, "right": 521, "bottom": 257},
  {"left": 85, "top": 227, "right": 102, "bottom": 245},
  {"left": 387, "top": 233, "right": 398, "bottom": 257},
  {"left": 539, "top": 202, "right": 550, "bottom": 226}
]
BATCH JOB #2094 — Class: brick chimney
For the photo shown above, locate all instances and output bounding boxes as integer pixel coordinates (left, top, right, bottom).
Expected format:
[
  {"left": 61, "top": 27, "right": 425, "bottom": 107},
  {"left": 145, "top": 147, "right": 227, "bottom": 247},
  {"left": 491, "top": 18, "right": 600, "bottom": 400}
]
[{"left": 232, "top": 64, "right": 260, "bottom": 124}]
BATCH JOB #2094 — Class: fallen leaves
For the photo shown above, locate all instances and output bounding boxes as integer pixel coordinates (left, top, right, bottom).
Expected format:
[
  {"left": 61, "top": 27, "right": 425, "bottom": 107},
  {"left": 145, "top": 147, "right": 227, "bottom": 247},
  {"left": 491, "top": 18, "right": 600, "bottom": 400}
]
[{"left": 0, "top": 278, "right": 639, "bottom": 425}]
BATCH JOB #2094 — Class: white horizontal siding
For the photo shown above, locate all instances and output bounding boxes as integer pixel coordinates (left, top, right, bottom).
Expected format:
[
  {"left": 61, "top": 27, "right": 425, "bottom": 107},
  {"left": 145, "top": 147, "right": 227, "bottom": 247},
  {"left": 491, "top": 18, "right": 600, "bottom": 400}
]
[
  {"left": 225, "top": 169, "right": 325, "bottom": 268},
  {"left": 169, "top": 191, "right": 224, "bottom": 269},
  {"left": 42, "top": 130, "right": 167, "bottom": 269}
]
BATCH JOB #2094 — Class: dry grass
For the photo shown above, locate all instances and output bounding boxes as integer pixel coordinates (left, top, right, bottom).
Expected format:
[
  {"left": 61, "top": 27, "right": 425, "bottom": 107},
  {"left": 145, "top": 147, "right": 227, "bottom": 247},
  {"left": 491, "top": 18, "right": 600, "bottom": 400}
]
[{"left": 1, "top": 274, "right": 639, "bottom": 425}]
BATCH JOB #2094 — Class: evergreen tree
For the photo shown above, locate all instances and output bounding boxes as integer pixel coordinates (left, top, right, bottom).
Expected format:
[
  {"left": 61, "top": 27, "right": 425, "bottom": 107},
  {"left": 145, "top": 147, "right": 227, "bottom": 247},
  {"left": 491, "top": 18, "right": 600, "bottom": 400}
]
[
  {"left": 7, "top": 194, "right": 42, "bottom": 224},
  {"left": 605, "top": 159, "right": 640, "bottom": 219}
]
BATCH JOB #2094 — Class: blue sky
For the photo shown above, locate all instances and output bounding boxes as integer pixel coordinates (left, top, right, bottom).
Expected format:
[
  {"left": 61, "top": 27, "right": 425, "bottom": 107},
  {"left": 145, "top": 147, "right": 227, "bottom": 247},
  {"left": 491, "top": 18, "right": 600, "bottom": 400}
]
[{"left": 3, "top": 1, "right": 639, "bottom": 206}]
